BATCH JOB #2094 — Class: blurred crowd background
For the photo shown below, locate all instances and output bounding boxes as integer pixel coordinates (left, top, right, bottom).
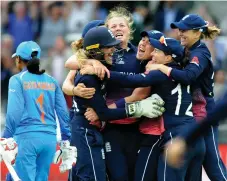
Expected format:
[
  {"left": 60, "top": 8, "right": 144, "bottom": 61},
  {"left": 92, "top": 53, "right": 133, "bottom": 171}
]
[{"left": 1, "top": 1, "right": 227, "bottom": 143}]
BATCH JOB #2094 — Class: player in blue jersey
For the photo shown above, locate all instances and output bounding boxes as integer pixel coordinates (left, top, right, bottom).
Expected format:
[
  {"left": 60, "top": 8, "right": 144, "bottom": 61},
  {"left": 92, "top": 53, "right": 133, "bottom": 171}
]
[
  {"left": 166, "top": 91, "right": 227, "bottom": 169},
  {"left": 82, "top": 36, "right": 206, "bottom": 181},
  {"left": 68, "top": 26, "right": 165, "bottom": 181},
  {"left": 146, "top": 14, "right": 227, "bottom": 181},
  {"left": 1, "top": 41, "right": 76, "bottom": 181}
]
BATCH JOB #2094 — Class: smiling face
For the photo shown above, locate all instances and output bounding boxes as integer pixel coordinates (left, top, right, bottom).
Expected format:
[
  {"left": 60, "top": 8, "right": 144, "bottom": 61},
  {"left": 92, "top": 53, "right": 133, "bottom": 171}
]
[
  {"left": 101, "top": 47, "right": 116, "bottom": 64},
  {"left": 107, "top": 17, "right": 130, "bottom": 46},
  {"left": 136, "top": 36, "right": 154, "bottom": 61},
  {"left": 151, "top": 48, "right": 172, "bottom": 64},
  {"left": 178, "top": 29, "right": 201, "bottom": 47}
]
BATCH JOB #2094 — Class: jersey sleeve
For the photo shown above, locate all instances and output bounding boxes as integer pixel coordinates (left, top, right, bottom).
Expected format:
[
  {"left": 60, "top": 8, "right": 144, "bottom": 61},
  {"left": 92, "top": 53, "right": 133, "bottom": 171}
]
[
  {"left": 109, "top": 70, "right": 168, "bottom": 88},
  {"left": 54, "top": 80, "right": 71, "bottom": 140},
  {"left": 78, "top": 76, "right": 127, "bottom": 122},
  {"left": 2, "top": 76, "right": 24, "bottom": 138},
  {"left": 170, "top": 51, "right": 209, "bottom": 85},
  {"left": 182, "top": 92, "right": 227, "bottom": 145}
]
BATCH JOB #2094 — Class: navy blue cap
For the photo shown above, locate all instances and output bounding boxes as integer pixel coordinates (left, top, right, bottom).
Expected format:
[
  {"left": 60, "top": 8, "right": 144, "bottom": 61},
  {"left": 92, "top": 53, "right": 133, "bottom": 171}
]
[
  {"left": 170, "top": 14, "right": 208, "bottom": 31},
  {"left": 12, "top": 41, "right": 41, "bottom": 61},
  {"left": 82, "top": 20, "right": 105, "bottom": 38},
  {"left": 149, "top": 36, "right": 184, "bottom": 61},
  {"left": 140, "top": 30, "right": 164, "bottom": 40},
  {"left": 83, "top": 27, "right": 121, "bottom": 50}
]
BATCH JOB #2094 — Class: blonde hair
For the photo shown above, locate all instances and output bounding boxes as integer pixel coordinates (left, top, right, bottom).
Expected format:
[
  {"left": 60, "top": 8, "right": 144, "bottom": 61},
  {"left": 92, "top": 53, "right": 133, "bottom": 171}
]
[
  {"left": 71, "top": 38, "right": 88, "bottom": 66},
  {"left": 105, "top": 6, "right": 134, "bottom": 41},
  {"left": 200, "top": 26, "right": 221, "bottom": 40}
]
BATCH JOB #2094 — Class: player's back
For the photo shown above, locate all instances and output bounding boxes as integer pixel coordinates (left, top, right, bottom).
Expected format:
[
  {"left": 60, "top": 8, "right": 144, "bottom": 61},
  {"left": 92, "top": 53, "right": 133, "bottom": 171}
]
[
  {"left": 71, "top": 72, "right": 107, "bottom": 129},
  {"left": 14, "top": 70, "right": 58, "bottom": 136}
]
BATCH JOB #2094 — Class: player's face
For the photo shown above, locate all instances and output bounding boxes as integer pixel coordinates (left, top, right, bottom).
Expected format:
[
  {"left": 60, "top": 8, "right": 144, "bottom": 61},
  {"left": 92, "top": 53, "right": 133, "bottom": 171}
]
[
  {"left": 178, "top": 29, "right": 200, "bottom": 47},
  {"left": 102, "top": 47, "right": 115, "bottom": 65},
  {"left": 15, "top": 57, "right": 22, "bottom": 71},
  {"left": 136, "top": 36, "right": 154, "bottom": 61},
  {"left": 151, "top": 48, "right": 169, "bottom": 64},
  {"left": 107, "top": 17, "right": 130, "bottom": 45}
]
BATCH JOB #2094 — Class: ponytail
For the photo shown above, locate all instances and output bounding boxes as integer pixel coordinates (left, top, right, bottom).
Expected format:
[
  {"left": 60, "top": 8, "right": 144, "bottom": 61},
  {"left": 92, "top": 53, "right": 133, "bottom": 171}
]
[
  {"left": 71, "top": 38, "right": 83, "bottom": 52},
  {"left": 200, "top": 26, "right": 221, "bottom": 40},
  {"left": 71, "top": 38, "right": 88, "bottom": 67},
  {"left": 26, "top": 51, "right": 45, "bottom": 75}
]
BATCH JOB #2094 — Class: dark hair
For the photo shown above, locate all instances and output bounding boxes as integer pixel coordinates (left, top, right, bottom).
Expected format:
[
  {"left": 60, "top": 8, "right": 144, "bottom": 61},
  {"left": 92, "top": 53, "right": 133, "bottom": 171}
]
[{"left": 20, "top": 51, "right": 45, "bottom": 75}]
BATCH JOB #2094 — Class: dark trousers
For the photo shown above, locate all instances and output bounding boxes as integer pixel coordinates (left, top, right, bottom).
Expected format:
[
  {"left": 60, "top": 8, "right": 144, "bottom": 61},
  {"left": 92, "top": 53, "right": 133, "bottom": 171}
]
[
  {"left": 134, "top": 134, "right": 161, "bottom": 181},
  {"left": 202, "top": 126, "right": 227, "bottom": 181},
  {"left": 158, "top": 126, "right": 206, "bottom": 181},
  {"left": 69, "top": 127, "right": 106, "bottom": 181},
  {"left": 103, "top": 123, "right": 142, "bottom": 181}
]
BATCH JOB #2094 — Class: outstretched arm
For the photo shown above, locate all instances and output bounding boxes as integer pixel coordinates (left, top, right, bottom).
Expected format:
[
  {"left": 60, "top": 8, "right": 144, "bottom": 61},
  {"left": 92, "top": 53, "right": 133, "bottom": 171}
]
[
  {"left": 146, "top": 52, "right": 209, "bottom": 85},
  {"left": 109, "top": 70, "right": 168, "bottom": 88},
  {"left": 183, "top": 93, "right": 227, "bottom": 145},
  {"left": 165, "top": 92, "right": 227, "bottom": 168},
  {"left": 110, "top": 87, "right": 151, "bottom": 108},
  {"left": 65, "top": 54, "right": 110, "bottom": 79},
  {"left": 79, "top": 76, "right": 164, "bottom": 122}
]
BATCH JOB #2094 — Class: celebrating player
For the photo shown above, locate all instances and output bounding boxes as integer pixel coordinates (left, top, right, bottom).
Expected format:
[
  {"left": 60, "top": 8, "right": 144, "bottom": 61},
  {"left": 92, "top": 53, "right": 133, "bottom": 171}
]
[
  {"left": 68, "top": 26, "right": 165, "bottom": 181},
  {"left": 83, "top": 36, "right": 206, "bottom": 181},
  {"left": 64, "top": 6, "right": 153, "bottom": 181},
  {"left": 84, "top": 29, "right": 165, "bottom": 181},
  {"left": 146, "top": 14, "right": 227, "bottom": 180}
]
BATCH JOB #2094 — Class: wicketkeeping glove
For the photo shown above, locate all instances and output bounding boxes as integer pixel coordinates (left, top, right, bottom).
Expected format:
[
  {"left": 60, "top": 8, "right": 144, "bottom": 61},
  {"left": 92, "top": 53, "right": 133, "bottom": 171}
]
[
  {"left": 126, "top": 94, "right": 165, "bottom": 118},
  {"left": 0, "top": 138, "right": 18, "bottom": 165},
  {"left": 53, "top": 140, "right": 77, "bottom": 173}
]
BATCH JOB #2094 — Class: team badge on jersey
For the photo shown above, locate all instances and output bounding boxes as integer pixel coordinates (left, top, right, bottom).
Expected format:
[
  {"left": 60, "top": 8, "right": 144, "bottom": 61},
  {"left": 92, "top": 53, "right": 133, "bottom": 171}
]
[
  {"left": 114, "top": 54, "right": 125, "bottom": 64},
  {"left": 191, "top": 56, "right": 199, "bottom": 66}
]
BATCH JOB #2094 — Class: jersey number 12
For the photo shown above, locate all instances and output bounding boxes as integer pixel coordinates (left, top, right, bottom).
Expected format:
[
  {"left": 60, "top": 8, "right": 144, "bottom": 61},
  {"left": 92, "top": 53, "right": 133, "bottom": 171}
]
[{"left": 171, "top": 84, "right": 193, "bottom": 117}]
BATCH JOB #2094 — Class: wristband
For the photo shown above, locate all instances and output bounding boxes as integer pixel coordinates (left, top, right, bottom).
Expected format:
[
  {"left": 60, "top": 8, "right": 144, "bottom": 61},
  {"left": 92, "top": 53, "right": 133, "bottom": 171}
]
[
  {"left": 167, "top": 67, "right": 172, "bottom": 77},
  {"left": 72, "top": 87, "right": 76, "bottom": 96},
  {"left": 115, "top": 98, "right": 126, "bottom": 108}
]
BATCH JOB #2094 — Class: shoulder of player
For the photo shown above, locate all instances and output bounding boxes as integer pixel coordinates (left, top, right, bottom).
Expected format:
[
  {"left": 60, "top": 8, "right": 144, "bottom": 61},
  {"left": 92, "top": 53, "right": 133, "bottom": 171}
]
[
  {"left": 43, "top": 72, "right": 59, "bottom": 84},
  {"left": 189, "top": 50, "right": 211, "bottom": 67},
  {"left": 78, "top": 74, "right": 100, "bottom": 86},
  {"left": 190, "top": 42, "right": 211, "bottom": 58},
  {"left": 146, "top": 69, "right": 169, "bottom": 79},
  {"left": 128, "top": 42, "right": 137, "bottom": 52},
  {"left": 9, "top": 72, "right": 27, "bottom": 83}
]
